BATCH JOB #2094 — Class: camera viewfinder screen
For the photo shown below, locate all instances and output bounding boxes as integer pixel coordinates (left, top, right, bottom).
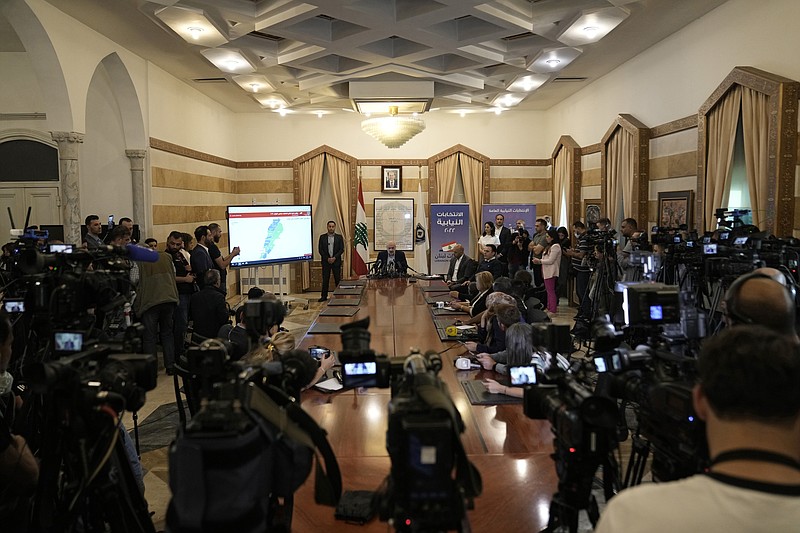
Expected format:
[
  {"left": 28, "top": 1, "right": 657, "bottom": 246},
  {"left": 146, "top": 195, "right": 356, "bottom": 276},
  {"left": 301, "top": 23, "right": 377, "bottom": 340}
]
[
  {"left": 3, "top": 300, "right": 24, "bottom": 313},
  {"left": 509, "top": 366, "right": 537, "bottom": 385},
  {"left": 344, "top": 362, "right": 376, "bottom": 375},
  {"left": 733, "top": 236, "right": 748, "bottom": 245},
  {"left": 703, "top": 244, "right": 717, "bottom": 255},
  {"left": 649, "top": 305, "right": 664, "bottom": 320},
  {"left": 54, "top": 332, "right": 83, "bottom": 352},
  {"left": 593, "top": 357, "right": 607, "bottom": 373},
  {"left": 612, "top": 353, "right": 622, "bottom": 371}
]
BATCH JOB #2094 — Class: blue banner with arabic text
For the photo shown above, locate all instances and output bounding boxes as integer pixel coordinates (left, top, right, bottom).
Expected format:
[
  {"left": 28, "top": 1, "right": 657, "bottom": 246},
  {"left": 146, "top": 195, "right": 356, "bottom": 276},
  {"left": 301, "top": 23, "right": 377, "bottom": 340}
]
[{"left": 429, "top": 203, "right": 470, "bottom": 275}]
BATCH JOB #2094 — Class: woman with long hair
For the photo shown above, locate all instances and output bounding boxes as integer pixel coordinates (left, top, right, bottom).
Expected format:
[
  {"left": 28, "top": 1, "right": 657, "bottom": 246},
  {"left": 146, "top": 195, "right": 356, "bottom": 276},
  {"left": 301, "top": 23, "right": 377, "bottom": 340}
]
[
  {"left": 532, "top": 228, "right": 562, "bottom": 316},
  {"left": 478, "top": 222, "right": 500, "bottom": 255}
]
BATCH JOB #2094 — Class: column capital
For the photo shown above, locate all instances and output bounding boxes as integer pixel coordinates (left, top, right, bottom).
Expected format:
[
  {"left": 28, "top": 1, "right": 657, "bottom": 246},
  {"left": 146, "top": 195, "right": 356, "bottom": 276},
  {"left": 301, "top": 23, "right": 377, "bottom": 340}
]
[
  {"left": 50, "top": 132, "right": 84, "bottom": 160},
  {"left": 50, "top": 131, "right": 85, "bottom": 145},
  {"left": 125, "top": 149, "right": 147, "bottom": 160}
]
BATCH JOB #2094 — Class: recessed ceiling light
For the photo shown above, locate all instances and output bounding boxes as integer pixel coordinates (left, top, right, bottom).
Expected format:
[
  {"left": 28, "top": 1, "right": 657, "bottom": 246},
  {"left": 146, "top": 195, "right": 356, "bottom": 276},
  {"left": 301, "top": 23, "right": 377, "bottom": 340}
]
[
  {"left": 187, "top": 26, "right": 204, "bottom": 40},
  {"left": 494, "top": 108, "right": 503, "bottom": 115},
  {"left": 459, "top": 110, "right": 466, "bottom": 118},
  {"left": 583, "top": 26, "right": 600, "bottom": 38},
  {"left": 249, "top": 83, "right": 260, "bottom": 92},
  {"left": 316, "top": 111, "right": 324, "bottom": 118},
  {"left": 278, "top": 108, "right": 288, "bottom": 116},
  {"left": 546, "top": 59, "right": 561, "bottom": 66}
]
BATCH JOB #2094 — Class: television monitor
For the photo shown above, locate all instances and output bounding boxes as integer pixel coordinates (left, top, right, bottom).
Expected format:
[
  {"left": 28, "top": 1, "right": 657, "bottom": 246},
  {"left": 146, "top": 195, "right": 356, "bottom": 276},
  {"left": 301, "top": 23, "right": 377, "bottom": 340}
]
[{"left": 227, "top": 205, "right": 313, "bottom": 268}]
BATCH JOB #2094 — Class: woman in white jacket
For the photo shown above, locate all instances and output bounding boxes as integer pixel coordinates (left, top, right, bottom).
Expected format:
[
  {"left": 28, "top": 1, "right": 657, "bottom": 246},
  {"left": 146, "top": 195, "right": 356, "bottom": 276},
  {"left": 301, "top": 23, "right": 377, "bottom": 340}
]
[{"left": 532, "top": 228, "right": 562, "bottom": 316}]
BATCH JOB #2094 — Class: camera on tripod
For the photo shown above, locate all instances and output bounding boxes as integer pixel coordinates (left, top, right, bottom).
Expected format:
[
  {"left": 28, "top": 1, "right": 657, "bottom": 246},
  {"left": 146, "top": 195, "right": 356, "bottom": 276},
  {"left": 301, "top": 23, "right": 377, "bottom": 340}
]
[{"left": 338, "top": 317, "right": 481, "bottom": 532}]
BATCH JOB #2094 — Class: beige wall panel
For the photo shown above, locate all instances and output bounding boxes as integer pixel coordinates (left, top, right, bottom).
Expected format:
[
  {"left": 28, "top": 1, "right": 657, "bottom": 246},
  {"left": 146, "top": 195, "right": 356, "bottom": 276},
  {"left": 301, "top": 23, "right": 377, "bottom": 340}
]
[
  {"left": 235, "top": 180, "right": 293, "bottom": 194},
  {"left": 152, "top": 167, "right": 235, "bottom": 193},
  {"left": 238, "top": 193, "right": 294, "bottom": 205},
  {"left": 650, "top": 152, "right": 697, "bottom": 180},
  {"left": 581, "top": 153, "right": 601, "bottom": 169},
  {"left": 490, "top": 177, "right": 552, "bottom": 191},
  {"left": 650, "top": 128, "right": 698, "bottom": 158},
  {"left": 150, "top": 150, "right": 236, "bottom": 180},
  {"left": 152, "top": 188, "right": 238, "bottom": 206},
  {"left": 582, "top": 185, "right": 601, "bottom": 200},
  {"left": 235, "top": 168, "right": 292, "bottom": 180},
  {"left": 153, "top": 204, "right": 228, "bottom": 225},
  {"left": 582, "top": 168, "right": 601, "bottom": 186},
  {"left": 490, "top": 190, "right": 550, "bottom": 205},
  {"left": 362, "top": 178, "right": 382, "bottom": 192},
  {"left": 648, "top": 176, "right": 697, "bottom": 199},
  {"left": 491, "top": 166, "right": 550, "bottom": 179}
]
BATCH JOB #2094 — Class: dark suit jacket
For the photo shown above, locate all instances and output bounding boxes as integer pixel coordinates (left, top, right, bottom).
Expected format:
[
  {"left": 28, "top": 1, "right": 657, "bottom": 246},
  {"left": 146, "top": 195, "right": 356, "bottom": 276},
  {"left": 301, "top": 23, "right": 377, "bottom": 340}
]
[
  {"left": 447, "top": 255, "right": 477, "bottom": 283},
  {"left": 376, "top": 250, "right": 408, "bottom": 273},
  {"left": 476, "top": 257, "right": 507, "bottom": 280},
  {"left": 497, "top": 226, "right": 512, "bottom": 258},
  {"left": 190, "top": 245, "right": 214, "bottom": 287},
  {"left": 318, "top": 232, "right": 344, "bottom": 265},
  {"left": 190, "top": 285, "right": 229, "bottom": 339}
]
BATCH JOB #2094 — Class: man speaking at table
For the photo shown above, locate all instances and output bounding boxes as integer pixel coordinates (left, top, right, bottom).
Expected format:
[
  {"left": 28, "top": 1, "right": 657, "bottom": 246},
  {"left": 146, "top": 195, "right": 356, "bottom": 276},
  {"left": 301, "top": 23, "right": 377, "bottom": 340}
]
[{"left": 376, "top": 241, "right": 408, "bottom": 276}]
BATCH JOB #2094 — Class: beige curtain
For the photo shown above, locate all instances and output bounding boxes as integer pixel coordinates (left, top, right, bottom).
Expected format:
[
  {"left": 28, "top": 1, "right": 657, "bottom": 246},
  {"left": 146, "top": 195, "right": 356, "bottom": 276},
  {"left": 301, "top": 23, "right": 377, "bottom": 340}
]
[
  {"left": 704, "top": 85, "right": 742, "bottom": 231},
  {"left": 605, "top": 127, "right": 634, "bottom": 229},
  {"left": 552, "top": 147, "right": 572, "bottom": 228},
  {"left": 298, "top": 154, "right": 325, "bottom": 288},
  {"left": 326, "top": 154, "right": 353, "bottom": 277},
  {"left": 459, "top": 153, "right": 484, "bottom": 253},
  {"left": 436, "top": 153, "right": 459, "bottom": 203},
  {"left": 741, "top": 87, "right": 769, "bottom": 229}
]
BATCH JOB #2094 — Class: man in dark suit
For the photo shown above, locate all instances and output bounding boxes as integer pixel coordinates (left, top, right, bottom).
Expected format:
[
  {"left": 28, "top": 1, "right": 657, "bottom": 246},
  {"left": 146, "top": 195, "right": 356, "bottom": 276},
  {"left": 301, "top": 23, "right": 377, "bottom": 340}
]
[
  {"left": 446, "top": 244, "right": 477, "bottom": 288},
  {"left": 494, "top": 213, "right": 513, "bottom": 261},
  {"left": 318, "top": 220, "right": 344, "bottom": 301},
  {"left": 376, "top": 240, "right": 408, "bottom": 275},
  {"left": 190, "top": 225, "right": 214, "bottom": 288},
  {"left": 190, "top": 270, "right": 229, "bottom": 339}
]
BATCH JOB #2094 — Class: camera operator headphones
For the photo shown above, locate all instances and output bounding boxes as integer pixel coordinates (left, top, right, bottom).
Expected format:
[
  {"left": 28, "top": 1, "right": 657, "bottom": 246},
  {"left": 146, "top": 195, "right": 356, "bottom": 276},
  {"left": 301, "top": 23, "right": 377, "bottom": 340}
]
[{"left": 723, "top": 270, "right": 797, "bottom": 325}]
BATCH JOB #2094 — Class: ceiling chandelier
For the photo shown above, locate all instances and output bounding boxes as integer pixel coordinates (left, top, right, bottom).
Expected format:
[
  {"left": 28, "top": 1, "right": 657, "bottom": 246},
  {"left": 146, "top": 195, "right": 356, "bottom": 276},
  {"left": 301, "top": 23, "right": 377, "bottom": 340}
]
[{"left": 361, "top": 106, "right": 426, "bottom": 149}]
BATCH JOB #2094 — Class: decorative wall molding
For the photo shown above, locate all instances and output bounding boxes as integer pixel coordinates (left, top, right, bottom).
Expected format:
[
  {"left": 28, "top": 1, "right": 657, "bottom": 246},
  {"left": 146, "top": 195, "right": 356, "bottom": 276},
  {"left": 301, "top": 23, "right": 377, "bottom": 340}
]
[
  {"left": 649, "top": 115, "right": 698, "bottom": 138},
  {"left": 581, "top": 143, "right": 602, "bottom": 155},
  {"left": 489, "top": 159, "right": 551, "bottom": 166},
  {"left": 149, "top": 137, "right": 236, "bottom": 167}
]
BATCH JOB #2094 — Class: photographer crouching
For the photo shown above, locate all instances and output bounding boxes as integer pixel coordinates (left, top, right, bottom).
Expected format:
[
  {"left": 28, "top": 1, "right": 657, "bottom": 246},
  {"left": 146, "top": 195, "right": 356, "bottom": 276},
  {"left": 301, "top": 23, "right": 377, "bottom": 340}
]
[{"left": 594, "top": 325, "right": 800, "bottom": 532}]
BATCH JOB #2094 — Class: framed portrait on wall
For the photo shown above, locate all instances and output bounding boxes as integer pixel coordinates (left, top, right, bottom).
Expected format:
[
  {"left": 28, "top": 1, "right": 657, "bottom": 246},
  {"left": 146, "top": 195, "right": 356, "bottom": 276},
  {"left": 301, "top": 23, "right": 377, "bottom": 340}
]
[
  {"left": 381, "top": 166, "right": 402, "bottom": 192},
  {"left": 658, "top": 190, "right": 693, "bottom": 228},
  {"left": 584, "top": 202, "right": 601, "bottom": 226}
]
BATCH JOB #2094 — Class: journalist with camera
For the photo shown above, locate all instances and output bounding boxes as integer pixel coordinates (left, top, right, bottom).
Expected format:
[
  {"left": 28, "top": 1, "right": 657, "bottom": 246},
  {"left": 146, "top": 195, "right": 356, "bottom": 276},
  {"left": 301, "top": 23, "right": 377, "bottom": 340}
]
[{"left": 594, "top": 325, "right": 800, "bottom": 532}]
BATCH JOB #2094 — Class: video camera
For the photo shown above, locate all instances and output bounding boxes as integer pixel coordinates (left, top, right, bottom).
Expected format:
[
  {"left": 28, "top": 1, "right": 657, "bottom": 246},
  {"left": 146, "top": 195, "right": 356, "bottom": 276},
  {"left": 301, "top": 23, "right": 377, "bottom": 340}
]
[
  {"left": 168, "top": 297, "right": 342, "bottom": 532},
  {"left": 338, "top": 317, "right": 482, "bottom": 532}
]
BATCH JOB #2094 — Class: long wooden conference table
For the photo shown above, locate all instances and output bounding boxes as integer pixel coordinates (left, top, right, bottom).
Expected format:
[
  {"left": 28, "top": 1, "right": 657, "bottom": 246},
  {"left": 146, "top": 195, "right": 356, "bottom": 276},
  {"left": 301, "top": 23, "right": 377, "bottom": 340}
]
[{"left": 293, "top": 277, "right": 557, "bottom": 532}]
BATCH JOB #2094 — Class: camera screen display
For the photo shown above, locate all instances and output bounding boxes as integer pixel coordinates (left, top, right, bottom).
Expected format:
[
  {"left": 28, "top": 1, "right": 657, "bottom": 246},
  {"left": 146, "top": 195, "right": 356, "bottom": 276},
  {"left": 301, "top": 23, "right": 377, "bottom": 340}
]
[
  {"left": 48, "top": 243, "right": 74, "bottom": 253},
  {"left": 649, "top": 305, "right": 664, "bottom": 320},
  {"left": 719, "top": 232, "right": 730, "bottom": 241},
  {"left": 733, "top": 236, "right": 748, "bottom": 245},
  {"left": 54, "top": 331, "right": 83, "bottom": 352},
  {"left": 509, "top": 366, "right": 537, "bottom": 385},
  {"left": 344, "top": 362, "right": 376, "bottom": 375},
  {"left": 3, "top": 300, "right": 24, "bottom": 313},
  {"left": 686, "top": 241, "right": 694, "bottom": 248},
  {"left": 673, "top": 235, "right": 682, "bottom": 243},
  {"left": 703, "top": 244, "right": 717, "bottom": 255},
  {"left": 593, "top": 357, "right": 607, "bottom": 373}
]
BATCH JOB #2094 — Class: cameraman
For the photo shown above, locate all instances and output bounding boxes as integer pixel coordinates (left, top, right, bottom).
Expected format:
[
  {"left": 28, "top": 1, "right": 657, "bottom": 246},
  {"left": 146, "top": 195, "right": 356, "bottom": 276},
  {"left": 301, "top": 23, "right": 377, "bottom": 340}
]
[
  {"left": 507, "top": 228, "right": 531, "bottom": 278},
  {"left": 617, "top": 217, "right": 643, "bottom": 282},
  {"left": 594, "top": 325, "right": 800, "bottom": 532},
  {"left": 0, "top": 313, "right": 38, "bottom": 527}
]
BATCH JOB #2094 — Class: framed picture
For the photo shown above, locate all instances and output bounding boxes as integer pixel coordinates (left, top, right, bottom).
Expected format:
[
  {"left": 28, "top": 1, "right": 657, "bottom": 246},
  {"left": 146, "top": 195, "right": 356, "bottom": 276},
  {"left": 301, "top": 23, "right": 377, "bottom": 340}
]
[
  {"left": 584, "top": 201, "right": 601, "bottom": 226},
  {"left": 374, "top": 197, "right": 414, "bottom": 251},
  {"left": 658, "top": 190, "right": 693, "bottom": 229},
  {"left": 381, "top": 166, "right": 402, "bottom": 192}
]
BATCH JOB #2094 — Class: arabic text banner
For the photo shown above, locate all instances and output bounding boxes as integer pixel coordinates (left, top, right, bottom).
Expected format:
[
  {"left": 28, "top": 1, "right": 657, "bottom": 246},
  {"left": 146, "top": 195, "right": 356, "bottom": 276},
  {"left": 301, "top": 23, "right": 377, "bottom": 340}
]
[
  {"left": 481, "top": 204, "right": 537, "bottom": 233},
  {"left": 429, "top": 203, "right": 470, "bottom": 275}
]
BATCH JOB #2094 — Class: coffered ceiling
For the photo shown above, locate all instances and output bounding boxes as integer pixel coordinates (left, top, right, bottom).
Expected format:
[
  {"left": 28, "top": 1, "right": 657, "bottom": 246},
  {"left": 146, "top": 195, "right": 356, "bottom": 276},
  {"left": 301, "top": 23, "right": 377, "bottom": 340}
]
[{"left": 37, "top": 0, "right": 728, "bottom": 115}]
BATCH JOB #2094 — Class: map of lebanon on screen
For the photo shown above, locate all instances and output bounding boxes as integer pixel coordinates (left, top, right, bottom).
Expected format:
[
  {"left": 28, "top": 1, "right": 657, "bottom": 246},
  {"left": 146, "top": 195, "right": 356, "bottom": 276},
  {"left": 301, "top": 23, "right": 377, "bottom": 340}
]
[{"left": 228, "top": 205, "right": 313, "bottom": 268}]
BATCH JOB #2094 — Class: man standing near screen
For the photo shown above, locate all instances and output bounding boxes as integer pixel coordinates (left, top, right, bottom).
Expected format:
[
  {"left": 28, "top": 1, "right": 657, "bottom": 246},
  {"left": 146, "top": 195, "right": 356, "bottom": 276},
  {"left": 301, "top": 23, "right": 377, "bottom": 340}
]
[{"left": 318, "top": 220, "right": 344, "bottom": 302}]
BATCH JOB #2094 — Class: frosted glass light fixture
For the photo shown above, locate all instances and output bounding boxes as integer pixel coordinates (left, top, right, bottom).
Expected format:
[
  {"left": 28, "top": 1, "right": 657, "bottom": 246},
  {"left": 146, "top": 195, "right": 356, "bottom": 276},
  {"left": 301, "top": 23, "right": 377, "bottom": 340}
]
[{"left": 361, "top": 106, "right": 426, "bottom": 149}]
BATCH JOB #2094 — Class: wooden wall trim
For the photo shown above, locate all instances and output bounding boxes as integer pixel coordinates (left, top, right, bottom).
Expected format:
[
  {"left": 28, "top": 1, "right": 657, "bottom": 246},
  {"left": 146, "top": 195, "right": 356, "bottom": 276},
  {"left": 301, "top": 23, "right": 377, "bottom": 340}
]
[
  {"left": 490, "top": 159, "right": 551, "bottom": 166},
  {"left": 581, "top": 143, "right": 601, "bottom": 155},
  {"left": 649, "top": 115, "right": 698, "bottom": 138},
  {"left": 149, "top": 137, "right": 236, "bottom": 168}
]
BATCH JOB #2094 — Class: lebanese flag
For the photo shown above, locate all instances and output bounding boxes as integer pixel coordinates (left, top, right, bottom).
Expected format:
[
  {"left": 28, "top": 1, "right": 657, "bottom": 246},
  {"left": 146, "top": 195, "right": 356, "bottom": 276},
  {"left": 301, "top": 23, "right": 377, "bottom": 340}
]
[{"left": 353, "top": 179, "right": 369, "bottom": 276}]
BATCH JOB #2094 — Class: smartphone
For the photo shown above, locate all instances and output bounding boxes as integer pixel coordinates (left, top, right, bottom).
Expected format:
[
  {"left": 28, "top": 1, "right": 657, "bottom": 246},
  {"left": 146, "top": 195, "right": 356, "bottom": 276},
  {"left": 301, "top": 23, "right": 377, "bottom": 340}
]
[
  {"left": 309, "top": 346, "right": 331, "bottom": 360},
  {"left": 509, "top": 365, "right": 537, "bottom": 386},
  {"left": 108, "top": 215, "right": 115, "bottom": 229}
]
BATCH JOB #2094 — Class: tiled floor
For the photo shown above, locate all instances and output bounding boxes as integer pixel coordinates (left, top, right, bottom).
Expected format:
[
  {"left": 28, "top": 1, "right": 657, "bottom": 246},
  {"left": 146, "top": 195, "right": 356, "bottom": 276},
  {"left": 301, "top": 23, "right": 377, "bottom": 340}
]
[{"left": 133, "top": 292, "right": 581, "bottom": 530}]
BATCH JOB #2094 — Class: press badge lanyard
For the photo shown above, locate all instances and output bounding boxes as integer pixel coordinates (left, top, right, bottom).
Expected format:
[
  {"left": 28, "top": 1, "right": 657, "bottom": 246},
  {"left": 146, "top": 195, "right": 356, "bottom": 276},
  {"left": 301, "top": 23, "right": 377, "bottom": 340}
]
[{"left": 711, "top": 449, "right": 800, "bottom": 472}]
